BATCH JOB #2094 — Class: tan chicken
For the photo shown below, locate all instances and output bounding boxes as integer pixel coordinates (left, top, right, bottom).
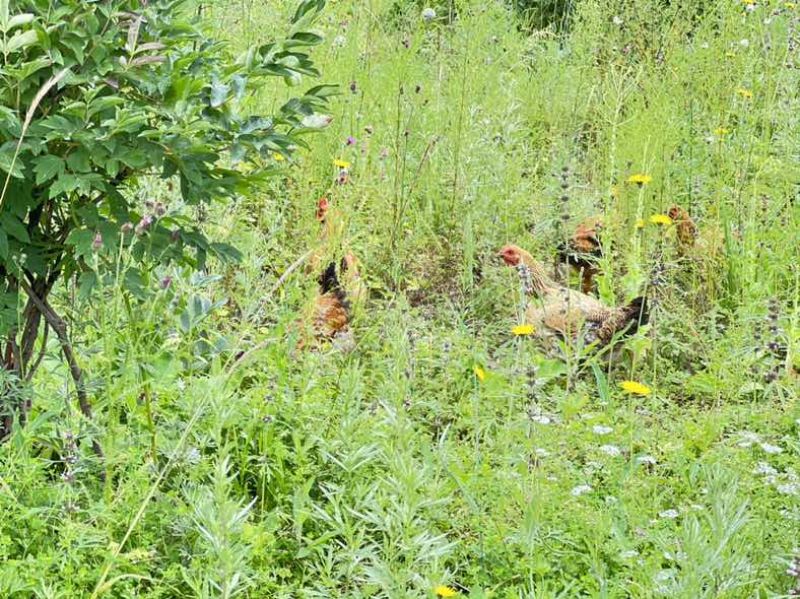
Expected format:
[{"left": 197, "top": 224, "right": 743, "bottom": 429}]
[
  {"left": 299, "top": 197, "right": 366, "bottom": 349},
  {"left": 499, "top": 244, "right": 648, "bottom": 352}
]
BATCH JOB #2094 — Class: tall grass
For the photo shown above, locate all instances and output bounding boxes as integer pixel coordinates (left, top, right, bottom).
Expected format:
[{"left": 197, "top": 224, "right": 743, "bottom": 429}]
[{"left": 0, "top": 0, "right": 797, "bottom": 596}]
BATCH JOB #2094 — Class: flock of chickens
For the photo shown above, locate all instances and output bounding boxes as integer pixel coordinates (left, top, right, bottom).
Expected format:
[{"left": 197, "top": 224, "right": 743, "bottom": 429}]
[{"left": 298, "top": 197, "right": 709, "bottom": 364}]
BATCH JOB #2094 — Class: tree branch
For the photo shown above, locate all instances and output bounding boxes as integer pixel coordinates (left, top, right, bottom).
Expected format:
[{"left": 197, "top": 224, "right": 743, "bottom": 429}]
[{"left": 18, "top": 279, "right": 103, "bottom": 460}]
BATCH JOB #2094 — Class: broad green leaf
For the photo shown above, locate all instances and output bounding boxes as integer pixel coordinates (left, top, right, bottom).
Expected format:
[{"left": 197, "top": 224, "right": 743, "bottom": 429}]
[
  {"left": 7, "top": 13, "right": 34, "bottom": 31},
  {"left": 0, "top": 213, "right": 30, "bottom": 243},
  {"left": 4, "top": 29, "right": 38, "bottom": 53},
  {"left": 33, "top": 155, "right": 64, "bottom": 184},
  {"left": 65, "top": 228, "right": 93, "bottom": 260},
  {"left": 209, "top": 80, "right": 229, "bottom": 108},
  {"left": 0, "top": 147, "right": 23, "bottom": 178},
  {"left": 49, "top": 173, "right": 81, "bottom": 198}
]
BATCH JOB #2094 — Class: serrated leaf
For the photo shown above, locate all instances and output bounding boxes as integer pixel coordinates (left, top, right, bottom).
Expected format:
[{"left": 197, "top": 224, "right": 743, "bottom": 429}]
[
  {"left": 33, "top": 155, "right": 64, "bottom": 184},
  {"left": 0, "top": 147, "right": 23, "bottom": 178},
  {"left": 77, "top": 270, "right": 97, "bottom": 300},
  {"left": 49, "top": 173, "right": 81, "bottom": 198}
]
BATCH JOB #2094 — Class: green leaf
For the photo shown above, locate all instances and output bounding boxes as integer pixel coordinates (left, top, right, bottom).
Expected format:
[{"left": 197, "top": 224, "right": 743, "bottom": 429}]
[
  {"left": 66, "top": 148, "right": 91, "bottom": 173},
  {"left": 77, "top": 271, "right": 97, "bottom": 300},
  {"left": 4, "top": 29, "right": 38, "bottom": 53},
  {"left": 0, "top": 229, "right": 7, "bottom": 260},
  {"left": 7, "top": 13, "right": 34, "bottom": 31},
  {"left": 33, "top": 155, "right": 65, "bottom": 184},
  {"left": 0, "top": 213, "right": 30, "bottom": 242},
  {"left": 0, "top": 145, "right": 24, "bottom": 179},
  {"left": 209, "top": 80, "right": 230, "bottom": 108},
  {"left": 65, "top": 228, "right": 93, "bottom": 260},
  {"left": 49, "top": 173, "right": 81, "bottom": 198}
]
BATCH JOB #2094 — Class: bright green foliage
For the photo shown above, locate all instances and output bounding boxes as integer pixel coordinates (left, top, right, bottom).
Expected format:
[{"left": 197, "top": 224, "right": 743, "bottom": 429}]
[
  {"left": 1, "top": 0, "right": 799, "bottom": 597},
  {"left": 0, "top": 0, "right": 332, "bottom": 337}
]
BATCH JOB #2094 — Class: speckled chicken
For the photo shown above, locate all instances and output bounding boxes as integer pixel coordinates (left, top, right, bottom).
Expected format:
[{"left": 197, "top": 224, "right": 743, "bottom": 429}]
[{"left": 500, "top": 244, "right": 648, "bottom": 351}]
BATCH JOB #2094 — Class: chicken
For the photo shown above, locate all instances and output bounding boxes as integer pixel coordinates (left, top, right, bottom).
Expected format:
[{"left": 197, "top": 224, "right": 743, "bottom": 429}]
[
  {"left": 299, "top": 197, "right": 366, "bottom": 349},
  {"left": 557, "top": 205, "right": 699, "bottom": 292},
  {"left": 556, "top": 215, "right": 604, "bottom": 293},
  {"left": 499, "top": 244, "right": 648, "bottom": 351},
  {"left": 667, "top": 205, "right": 698, "bottom": 254}
]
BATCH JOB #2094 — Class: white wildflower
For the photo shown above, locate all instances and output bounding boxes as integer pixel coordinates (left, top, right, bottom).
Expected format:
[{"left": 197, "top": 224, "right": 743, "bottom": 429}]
[
  {"left": 612, "top": 15, "right": 624, "bottom": 26},
  {"left": 753, "top": 462, "right": 778, "bottom": 476},
  {"left": 760, "top": 442, "right": 783, "bottom": 454},
  {"left": 530, "top": 415, "right": 552, "bottom": 425},
  {"left": 600, "top": 444, "right": 622, "bottom": 457},
  {"left": 571, "top": 484, "right": 592, "bottom": 496},
  {"left": 739, "top": 38, "right": 750, "bottom": 48},
  {"left": 535, "top": 448, "right": 550, "bottom": 457},
  {"left": 421, "top": 7, "right": 436, "bottom": 21},
  {"left": 593, "top": 425, "right": 613, "bottom": 435},
  {"left": 636, "top": 455, "right": 657, "bottom": 466},
  {"left": 332, "top": 35, "right": 346, "bottom": 48},
  {"left": 777, "top": 483, "right": 800, "bottom": 496},
  {"left": 659, "top": 508, "right": 680, "bottom": 519},
  {"left": 736, "top": 431, "right": 761, "bottom": 448},
  {"left": 620, "top": 549, "right": 639, "bottom": 559}
]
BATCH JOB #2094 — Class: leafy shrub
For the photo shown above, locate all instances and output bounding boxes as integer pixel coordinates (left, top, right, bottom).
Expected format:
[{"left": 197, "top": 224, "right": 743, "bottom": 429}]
[{"left": 0, "top": 0, "right": 332, "bottom": 438}]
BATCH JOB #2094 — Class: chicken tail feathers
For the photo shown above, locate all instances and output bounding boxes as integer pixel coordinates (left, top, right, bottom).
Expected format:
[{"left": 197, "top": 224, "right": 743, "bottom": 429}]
[
  {"left": 317, "top": 258, "right": 352, "bottom": 311},
  {"left": 620, "top": 296, "right": 649, "bottom": 338},
  {"left": 592, "top": 296, "right": 649, "bottom": 347}
]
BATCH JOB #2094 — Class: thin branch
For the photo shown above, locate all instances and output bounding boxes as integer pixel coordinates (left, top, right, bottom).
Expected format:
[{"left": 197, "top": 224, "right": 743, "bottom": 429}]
[
  {"left": 18, "top": 280, "right": 103, "bottom": 460},
  {"left": 25, "top": 323, "right": 49, "bottom": 383}
]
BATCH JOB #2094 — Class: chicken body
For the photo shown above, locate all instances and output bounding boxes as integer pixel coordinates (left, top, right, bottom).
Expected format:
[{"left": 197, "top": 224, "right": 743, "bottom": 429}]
[
  {"left": 557, "top": 215, "right": 604, "bottom": 294},
  {"left": 300, "top": 198, "right": 365, "bottom": 349},
  {"left": 501, "top": 244, "right": 648, "bottom": 350}
]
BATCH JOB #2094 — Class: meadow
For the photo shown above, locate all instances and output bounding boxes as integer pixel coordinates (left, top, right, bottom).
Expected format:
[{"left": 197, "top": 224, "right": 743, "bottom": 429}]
[{"left": 0, "top": 0, "right": 799, "bottom": 597}]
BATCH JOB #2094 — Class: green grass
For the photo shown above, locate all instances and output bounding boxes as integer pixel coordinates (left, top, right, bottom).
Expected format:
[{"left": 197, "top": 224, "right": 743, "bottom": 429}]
[{"left": 1, "top": 0, "right": 799, "bottom": 596}]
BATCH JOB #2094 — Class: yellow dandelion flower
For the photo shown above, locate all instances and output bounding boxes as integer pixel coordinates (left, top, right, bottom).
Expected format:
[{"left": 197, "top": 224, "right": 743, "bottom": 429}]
[
  {"left": 333, "top": 159, "right": 351, "bottom": 169},
  {"left": 435, "top": 586, "right": 458, "bottom": 598},
  {"left": 473, "top": 365, "right": 486, "bottom": 382},
  {"left": 714, "top": 127, "right": 730, "bottom": 136},
  {"left": 736, "top": 88, "right": 753, "bottom": 100},
  {"left": 272, "top": 152, "right": 285, "bottom": 161},
  {"left": 512, "top": 324, "right": 535, "bottom": 336},
  {"left": 626, "top": 173, "right": 652, "bottom": 185},
  {"left": 635, "top": 219, "right": 645, "bottom": 229},
  {"left": 620, "top": 380, "right": 652, "bottom": 396},
  {"left": 649, "top": 214, "right": 673, "bottom": 226}
]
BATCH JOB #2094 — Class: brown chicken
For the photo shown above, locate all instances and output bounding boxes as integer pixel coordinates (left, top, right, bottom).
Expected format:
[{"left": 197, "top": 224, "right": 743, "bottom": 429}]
[
  {"left": 299, "top": 197, "right": 366, "bottom": 349},
  {"left": 667, "top": 205, "right": 698, "bottom": 254},
  {"left": 556, "top": 215, "right": 604, "bottom": 293},
  {"left": 500, "top": 244, "right": 648, "bottom": 351},
  {"left": 558, "top": 205, "right": 699, "bottom": 292}
]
